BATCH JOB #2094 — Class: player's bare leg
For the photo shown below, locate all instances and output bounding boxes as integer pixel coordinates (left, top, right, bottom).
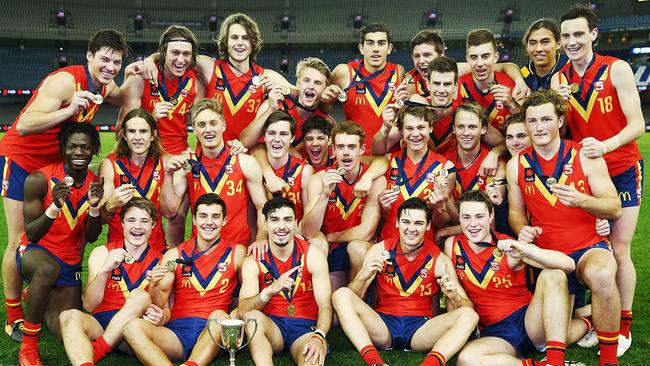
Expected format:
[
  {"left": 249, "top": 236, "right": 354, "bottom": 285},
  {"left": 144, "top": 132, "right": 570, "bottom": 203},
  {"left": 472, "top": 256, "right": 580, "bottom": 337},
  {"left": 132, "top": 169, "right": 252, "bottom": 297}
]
[
  {"left": 123, "top": 318, "right": 185, "bottom": 365},
  {"left": 307, "top": 231, "right": 329, "bottom": 255},
  {"left": 183, "top": 310, "right": 229, "bottom": 365},
  {"left": 290, "top": 331, "right": 329, "bottom": 366},
  {"left": 457, "top": 337, "right": 522, "bottom": 366},
  {"left": 347, "top": 240, "right": 371, "bottom": 281},
  {"left": 44, "top": 286, "right": 82, "bottom": 339},
  {"left": 410, "top": 307, "right": 478, "bottom": 361},
  {"left": 60, "top": 310, "right": 104, "bottom": 366},
  {"left": 332, "top": 287, "right": 392, "bottom": 349},
  {"left": 2, "top": 197, "right": 25, "bottom": 340},
  {"left": 244, "top": 310, "right": 285, "bottom": 366},
  {"left": 167, "top": 195, "right": 189, "bottom": 247}
]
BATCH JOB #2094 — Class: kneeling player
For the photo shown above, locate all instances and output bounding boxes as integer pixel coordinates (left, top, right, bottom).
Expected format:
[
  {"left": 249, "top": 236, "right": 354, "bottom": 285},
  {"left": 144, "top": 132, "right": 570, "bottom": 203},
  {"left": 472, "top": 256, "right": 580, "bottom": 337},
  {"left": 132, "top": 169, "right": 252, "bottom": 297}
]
[
  {"left": 239, "top": 197, "right": 332, "bottom": 366},
  {"left": 60, "top": 198, "right": 164, "bottom": 366},
  {"left": 123, "top": 193, "right": 246, "bottom": 365},
  {"left": 447, "top": 191, "right": 585, "bottom": 366},
  {"left": 334, "top": 197, "right": 478, "bottom": 366}
]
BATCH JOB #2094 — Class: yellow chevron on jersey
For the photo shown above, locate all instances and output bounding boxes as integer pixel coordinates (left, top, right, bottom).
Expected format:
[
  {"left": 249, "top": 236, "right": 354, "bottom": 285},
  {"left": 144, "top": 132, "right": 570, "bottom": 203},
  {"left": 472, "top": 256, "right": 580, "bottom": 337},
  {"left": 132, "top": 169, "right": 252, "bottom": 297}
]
[
  {"left": 114, "top": 161, "right": 160, "bottom": 200},
  {"left": 459, "top": 84, "right": 471, "bottom": 100},
  {"left": 519, "top": 148, "right": 577, "bottom": 206},
  {"left": 559, "top": 69, "right": 609, "bottom": 122},
  {"left": 157, "top": 79, "right": 194, "bottom": 114},
  {"left": 73, "top": 82, "right": 100, "bottom": 121},
  {"left": 259, "top": 254, "right": 305, "bottom": 302},
  {"left": 363, "top": 71, "right": 398, "bottom": 117},
  {"left": 387, "top": 256, "right": 435, "bottom": 297},
  {"left": 520, "top": 65, "right": 531, "bottom": 78},
  {"left": 214, "top": 67, "right": 253, "bottom": 115},
  {"left": 454, "top": 242, "right": 497, "bottom": 289},
  {"left": 333, "top": 192, "right": 363, "bottom": 220},
  {"left": 116, "top": 277, "right": 151, "bottom": 298},
  {"left": 199, "top": 155, "right": 238, "bottom": 194},
  {"left": 50, "top": 179, "right": 90, "bottom": 230},
  {"left": 188, "top": 251, "right": 233, "bottom": 296}
]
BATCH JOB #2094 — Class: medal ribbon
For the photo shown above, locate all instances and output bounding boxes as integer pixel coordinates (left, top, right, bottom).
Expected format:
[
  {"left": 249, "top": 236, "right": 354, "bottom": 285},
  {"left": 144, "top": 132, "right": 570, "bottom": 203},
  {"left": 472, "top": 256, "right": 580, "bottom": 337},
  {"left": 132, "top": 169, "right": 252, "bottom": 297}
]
[
  {"left": 84, "top": 65, "right": 105, "bottom": 95},
  {"left": 283, "top": 95, "right": 317, "bottom": 112},
  {"left": 396, "top": 148, "right": 430, "bottom": 188},
  {"left": 530, "top": 140, "right": 567, "bottom": 189},
  {"left": 159, "top": 72, "right": 190, "bottom": 103},
  {"left": 567, "top": 54, "right": 597, "bottom": 97},
  {"left": 186, "top": 237, "right": 221, "bottom": 264},
  {"left": 344, "top": 61, "right": 388, "bottom": 93},
  {"left": 263, "top": 240, "right": 300, "bottom": 304},
  {"left": 391, "top": 241, "right": 432, "bottom": 291}
]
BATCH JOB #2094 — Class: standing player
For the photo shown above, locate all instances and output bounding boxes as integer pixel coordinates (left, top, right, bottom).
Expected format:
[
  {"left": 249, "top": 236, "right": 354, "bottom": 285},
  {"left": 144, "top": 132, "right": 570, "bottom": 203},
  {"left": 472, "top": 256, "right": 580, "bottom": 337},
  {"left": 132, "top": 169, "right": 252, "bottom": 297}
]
[
  {"left": 240, "top": 57, "right": 334, "bottom": 149},
  {"left": 552, "top": 5, "right": 645, "bottom": 354},
  {"left": 99, "top": 109, "right": 167, "bottom": 253},
  {"left": 301, "top": 121, "right": 386, "bottom": 290},
  {"left": 323, "top": 23, "right": 406, "bottom": 149},
  {"left": 508, "top": 89, "right": 623, "bottom": 366},
  {"left": 0, "top": 30, "right": 127, "bottom": 341},
  {"left": 378, "top": 106, "right": 455, "bottom": 242},
  {"left": 239, "top": 197, "right": 332, "bottom": 366},
  {"left": 60, "top": 198, "right": 163, "bottom": 366},
  {"left": 334, "top": 198, "right": 478, "bottom": 366},
  {"left": 123, "top": 193, "right": 246, "bottom": 365},
  {"left": 17, "top": 123, "right": 104, "bottom": 365},
  {"left": 161, "top": 98, "right": 268, "bottom": 246},
  {"left": 521, "top": 19, "right": 569, "bottom": 91},
  {"left": 458, "top": 29, "right": 521, "bottom": 131},
  {"left": 447, "top": 191, "right": 583, "bottom": 366}
]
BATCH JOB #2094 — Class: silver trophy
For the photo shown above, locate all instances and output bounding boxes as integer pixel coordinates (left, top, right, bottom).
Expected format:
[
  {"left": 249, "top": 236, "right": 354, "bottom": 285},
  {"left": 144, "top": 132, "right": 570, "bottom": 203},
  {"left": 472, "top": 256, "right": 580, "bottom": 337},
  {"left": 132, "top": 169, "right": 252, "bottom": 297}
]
[{"left": 208, "top": 318, "right": 258, "bottom": 366}]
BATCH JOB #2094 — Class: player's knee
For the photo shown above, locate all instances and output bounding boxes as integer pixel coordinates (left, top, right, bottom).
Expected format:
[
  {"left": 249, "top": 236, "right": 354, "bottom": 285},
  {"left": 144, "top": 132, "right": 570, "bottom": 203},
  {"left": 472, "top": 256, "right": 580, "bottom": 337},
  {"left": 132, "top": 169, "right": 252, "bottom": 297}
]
[
  {"left": 454, "top": 306, "right": 479, "bottom": 329},
  {"left": 208, "top": 309, "right": 228, "bottom": 320},
  {"left": 537, "top": 268, "right": 568, "bottom": 289},
  {"left": 584, "top": 262, "right": 617, "bottom": 292},
  {"left": 331, "top": 286, "right": 354, "bottom": 310},
  {"left": 243, "top": 310, "right": 265, "bottom": 335},
  {"left": 457, "top": 345, "right": 482, "bottom": 366},
  {"left": 59, "top": 309, "right": 82, "bottom": 327},
  {"left": 33, "top": 261, "right": 60, "bottom": 285},
  {"left": 122, "top": 318, "right": 147, "bottom": 341},
  {"left": 125, "top": 288, "right": 151, "bottom": 310},
  {"left": 347, "top": 240, "right": 370, "bottom": 260}
]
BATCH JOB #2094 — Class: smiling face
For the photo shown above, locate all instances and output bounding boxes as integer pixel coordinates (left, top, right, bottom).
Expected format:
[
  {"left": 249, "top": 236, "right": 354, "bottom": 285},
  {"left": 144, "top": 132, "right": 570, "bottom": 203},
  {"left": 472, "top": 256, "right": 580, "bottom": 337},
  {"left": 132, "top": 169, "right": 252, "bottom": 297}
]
[
  {"left": 397, "top": 208, "right": 430, "bottom": 248},
  {"left": 227, "top": 23, "right": 252, "bottom": 63},
  {"left": 526, "top": 28, "right": 560, "bottom": 71},
  {"left": 87, "top": 47, "right": 123, "bottom": 85},
  {"left": 303, "top": 129, "right": 330, "bottom": 166},
  {"left": 264, "top": 120, "right": 293, "bottom": 160},
  {"left": 560, "top": 17, "right": 597, "bottom": 62},
  {"left": 412, "top": 43, "right": 440, "bottom": 79},
  {"left": 428, "top": 70, "right": 457, "bottom": 107},
  {"left": 266, "top": 206, "right": 297, "bottom": 247},
  {"left": 333, "top": 133, "right": 364, "bottom": 172},
  {"left": 122, "top": 206, "right": 154, "bottom": 247},
  {"left": 63, "top": 132, "right": 94, "bottom": 172},
  {"left": 123, "top": 117, "right": 154, "bottom": 156},
  {"left": 194, "top": 203, "right": 226, "bottom": 243},
  {"left": 505, "top": 122, "right": 530, "bottom": 156},
  {"left": 193, "top": 109, "right": 226, "bottom": 150},
  {"left": 401, "top": 114, "right": 432, "bottom": 153},
  {"left": 524, "top": 102, "right": 563, "bottom": 148},
  {"left": 164, "top": 41, "right": 193, "bottom": 77},
  {"left": 459, "top": 201, "right": 493, "bottom": 243},
  {"left": 359, "top": 31, "right": 392, "bottom": 69},
  {"left": 453, "top": 110, "right": 485, "bottom": 151},
  {"left": 466, "top": 42, "right": 499, "bottom": 83},
  {"left": 297, "top": 67, "right": 327, "bottom": 109}
]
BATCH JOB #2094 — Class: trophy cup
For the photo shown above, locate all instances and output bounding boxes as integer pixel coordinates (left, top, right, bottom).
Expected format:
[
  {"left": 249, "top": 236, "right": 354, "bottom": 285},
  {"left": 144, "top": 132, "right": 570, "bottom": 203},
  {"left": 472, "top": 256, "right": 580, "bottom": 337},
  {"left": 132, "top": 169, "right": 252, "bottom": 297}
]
[{"left": 208, "top": 318, "right": 258, "bottom": 366}]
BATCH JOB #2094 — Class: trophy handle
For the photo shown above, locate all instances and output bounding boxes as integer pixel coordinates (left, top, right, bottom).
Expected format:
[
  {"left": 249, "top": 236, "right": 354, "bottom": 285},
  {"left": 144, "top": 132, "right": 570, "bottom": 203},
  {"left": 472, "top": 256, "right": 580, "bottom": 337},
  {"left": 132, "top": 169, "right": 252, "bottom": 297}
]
[
  {"left": 206, "top": 318, "right": 228, "bottom": 351},
  {"left": 239, "top": 317, "right": 258, "bottom": 350}
]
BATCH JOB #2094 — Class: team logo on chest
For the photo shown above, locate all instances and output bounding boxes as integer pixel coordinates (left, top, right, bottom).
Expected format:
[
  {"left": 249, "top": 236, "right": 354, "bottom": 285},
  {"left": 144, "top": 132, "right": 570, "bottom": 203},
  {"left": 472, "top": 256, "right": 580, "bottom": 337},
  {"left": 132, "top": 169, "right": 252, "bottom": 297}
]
[
  {"left": 225, "top": 165, "right": 234, "bottom": 175},
  {"left": 564, "top": 164, "right": 573, "bottom": 175},
  {"left": 181, "top": 264, "right": 193, "bottom": 277},
  {"left": 524, "top": 168, "right": 535, "bottom": 182},
  {"left": 111, "top": 268, "right": 122, "bottom": 281},
  {"left": 218, "top": 262, "right": 228, "bottom": 273},
  {"left": 455, "top": 255, "right": 466, "bottom": 270},
  {"left": 420, "top": 268, "right": 429, "bottom": 279},
  {"left": 215, "top": 77, "right": 225, "bottom": 91}
]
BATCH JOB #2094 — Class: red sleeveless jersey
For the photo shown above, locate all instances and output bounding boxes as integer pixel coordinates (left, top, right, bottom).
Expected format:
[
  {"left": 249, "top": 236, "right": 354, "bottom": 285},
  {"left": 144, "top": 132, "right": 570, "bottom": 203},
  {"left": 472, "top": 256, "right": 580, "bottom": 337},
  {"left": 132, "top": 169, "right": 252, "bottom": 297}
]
[
  {"left": 557, "top": 54, "right": 642, "bottom": 176},
  {"left": 342, "top": 61, "right": 400, "bottom": 149},
  {"left": 517, "top": 141, "right": 602, "bottom": 254},
  {"left": 141, "top": 66, "right": 198, "bottom": 154},
  {"left": 93, "top": 240, "right": 162, "bottom": 314},
  {"left": 380, "top": 148, "right": 448, "bottom": 240},
  {"left": 429, "top": 99, "right": 461, "bottom": 155},
  {"left": 280, "top": 97, "right": 334, "bottom": 148},
  {"left": 322, "top": 163, "right": 369, "bottom": 236},
  {"left": 457, "top": 71, "right": 515, "bottom": 131},
  {"left": 105, "top": 154, "right": 166, "bottom": 252},
  {"left": 375, "top": 237, "right": 441, "bottom": 317},
  {"left": 407, "top": 69, "right": 430, "bottom": 98},
  {"left": 270, "top": 155, "right": 307, "bottom": 221},
  {"left": 257, "top": 238, "right": 318, "bottom": 320},
  {"left": 207, "top": 60, "right": 266, "bottom": 142},
  {"left": 20, "top": 163, "right": 97, "bottom": 264},
  {"left": 0, "top": 65, "right": 105, "bottom": 172},
  {"left": 451, "top": 233, "right": 531, "bottom": 329},
  {"left": 445, "top": 144, "right": 491, "bottom": 200},
  {"left": 170, "top": 238, "right": 239, "bottom": 320},
  {"left": 186, "top": 145, "right": 251, "bottom": 245}
]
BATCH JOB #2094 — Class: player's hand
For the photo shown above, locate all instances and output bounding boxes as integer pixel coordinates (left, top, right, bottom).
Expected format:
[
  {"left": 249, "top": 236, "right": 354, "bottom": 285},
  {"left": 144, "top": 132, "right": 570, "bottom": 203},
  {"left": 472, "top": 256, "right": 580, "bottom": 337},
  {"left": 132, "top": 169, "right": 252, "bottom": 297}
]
[
  {"left": 124, "top": 60, "right": 144, "bottom": 77},
  {"left": 428, "top": 187, "right": 448, "bottom": 213},
  {"left": 88, "top": 178, "right": 104, "bottom": 208},
  {"left": 353, "top": 174, "right": 372, "bottom": 198},
  {"left": 381, "top": 103, "right": 398, "bottom": 129},
  {"left": 490, "top": 84, "right": 514, "bottom": 106},
  {"left": 227, "top": 139, "right": 248, "bottom": 155},
  {"left": 139, "top": 58, "right": 159, "bottom": 83},
  {"left": 580, "top": 137, "right": 607, "bottom": 158},
  {"left": 148, "top": 265, "right": 169, "bottom": 287},
  {"left": 517, "top": 226, "right": 542, "bottom": 244},
  {"left": 267, "top": 87, "right": 285, "bottom": 111},
  {"left": 485, "top": 181, "right": 503, "bottom": 205},
  {"left": 379, "top": 188, "right": 400, "bottom": 211},
  {"left": 263, "top": 170, "right": 289, "bottom": 195},
  {"left": 270, "top": 266, "right": 300, "bottom": 295},
  {"left": 101, "top": 248, "right": 128, "bottom": 273},
  {"left": 359, "top": 250, "right": 385, "bottom": 281},
  {"left": 554, "top": 83, "right": 572, "bottom": 100},
  {"left": 51, "top": 181, "right": 72, "bottom": 208},
  {"left": 153, "top": 101, "right": 174, "bottom": 121},
  {"left": 65, "top": 91, "right": 94, "bottom": 116},
  {"left": 108, "top": 183, "right": 136, "bottom": 210},
  {"left": 478, "top": 151, "right": 499, "bottom": 177},
  {"left": 321, "top": 85, "right": 343, "bottom": 104},
  {"left": 321, "top": 169, "right": 343, "bottom": 196},
  {"left": 247, "top": 239, "right": 269, "bottom": 261},
  {"left": 393, "top": 79, "right": 409, "bottom": 104},
  {"left": 497, "top": 239, "right": 526, "bottom": 259},
  {"left": 596, "top": 218, "right": 611, "bottom": 237},
  {"left": 302, "top": 336, "right": 326, "bottom": 365},
  {"left": 437, "top": 263, "right": 459, "bottom": 300},
  {"left": 550, "top": 183, "right": 587, "bottom": 208},
  {"left": 259, "top": 74, "right": 283, "bottom": 92},
  {"left": 512, "top": 79, "right": 530, "bottom": 102},
  {"left": 165, "top": 155, "right": 187, "bottom": 174},
  {"left": 142, "top": 304, "right": 165, "bottom": 325}
]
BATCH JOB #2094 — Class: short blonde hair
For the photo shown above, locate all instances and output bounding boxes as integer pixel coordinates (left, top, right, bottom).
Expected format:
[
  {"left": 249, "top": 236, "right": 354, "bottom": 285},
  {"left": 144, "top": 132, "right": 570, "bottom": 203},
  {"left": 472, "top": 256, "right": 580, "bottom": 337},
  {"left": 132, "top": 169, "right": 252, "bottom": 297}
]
[
  {"left": 295, "top": 57, "right": 331, "bottom": 81},
  {"left": 190, "top": 98, "right": 224, "bottom": 125}
]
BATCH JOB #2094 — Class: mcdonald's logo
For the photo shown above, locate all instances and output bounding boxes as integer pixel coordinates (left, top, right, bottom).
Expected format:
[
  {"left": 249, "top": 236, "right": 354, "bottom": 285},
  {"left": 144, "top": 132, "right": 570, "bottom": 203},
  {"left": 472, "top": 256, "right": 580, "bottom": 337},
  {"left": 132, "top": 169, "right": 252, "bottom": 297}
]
[
  {"left": 181, "top": 279, "right": 192, "bottom": 288},
  {"left": 525, "top": 185, "right": 536, "bottom": 195},
  {"left": 355, "top": 96, "right": 366, "bottom": 106},
  {"left": 619, "top": 191, "right": 632, "bottom": 202}
]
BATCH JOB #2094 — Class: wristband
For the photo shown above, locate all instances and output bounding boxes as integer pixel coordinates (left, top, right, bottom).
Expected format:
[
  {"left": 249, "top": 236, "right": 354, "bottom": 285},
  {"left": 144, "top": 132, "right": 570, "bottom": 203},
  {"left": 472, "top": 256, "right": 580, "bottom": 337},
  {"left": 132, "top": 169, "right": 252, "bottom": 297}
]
[
  {"left": 45, "top": 202, "right": 61, "bottom": 219},
  {"left": 260, "top": 288, "right": 272, "bottom": 302},
  {"left": 89, "top": 205, "right": 100, "bottom": 217},
  {"left": 313, "top": 328, "right": 326, "bottom": 341},
  {"left": 311, "top": 329, "right": 326, "bottom": 345}
]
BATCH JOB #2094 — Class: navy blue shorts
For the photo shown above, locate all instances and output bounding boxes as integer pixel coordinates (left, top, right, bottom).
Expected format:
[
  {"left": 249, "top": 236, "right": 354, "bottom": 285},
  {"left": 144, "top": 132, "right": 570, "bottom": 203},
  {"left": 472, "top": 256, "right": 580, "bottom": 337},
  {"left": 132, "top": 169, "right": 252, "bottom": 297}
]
[
  {"left": 328, "top": 243, "right": 349, "bottom": 273},
  {"left": 0, "top": 156, "right": 29, "bottom": 201},
  {"left": 92, "top": 310, "right": 118, "bottom": 330},
  {"left": 480, "top": 305, "right": 539, "bottom": 357},
  {"left": 377, "top": 312, "right": 429, "bottom": 351},
  {"left": 611, "top": 160, "right": 643, "bottom": 208},
  {"left": 267, "top": 315, "right": 316, "bottom": 352},
  {"left": 567, "top": 240, "right": 611, "bottom": 294},
  {"left": 166, "top": 317, "right": 206, "bottom": 359},
  {"left": 17, "top": 244, "right": 82, "bottom": 287}
]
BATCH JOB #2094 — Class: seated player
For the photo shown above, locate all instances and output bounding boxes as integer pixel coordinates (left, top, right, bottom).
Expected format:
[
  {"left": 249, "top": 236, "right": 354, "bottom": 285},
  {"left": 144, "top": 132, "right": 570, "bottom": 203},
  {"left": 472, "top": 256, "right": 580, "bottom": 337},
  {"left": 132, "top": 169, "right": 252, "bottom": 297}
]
[
  {"left": 17, "top": 123, "right": 104, "bottom": 366},
  {"left": 301, "top": 121, "right": 386, "bottom": 290},
  {"left": 60, "top": 198, "right": 164, "bottom": 366},
  {"left": 447, "top": 191, "right": 587, "bottom": 366},
  {"left": 334, "top": 198, "right": 478, "bottom": 366},
  {"left": 240, "top": 57, "right": 335, "bottom": 150},
  {"left": 123, "top": 193, "right": 246, "bottom": 365},
  {"left": 508, "top": 89, "right": 623, "bottom": 365},
  {"left": 99, "top": 108, "right": 168, "bottom": 253},
  {"left": 239, "top": 197, "right": 332, "bottom": 366}
]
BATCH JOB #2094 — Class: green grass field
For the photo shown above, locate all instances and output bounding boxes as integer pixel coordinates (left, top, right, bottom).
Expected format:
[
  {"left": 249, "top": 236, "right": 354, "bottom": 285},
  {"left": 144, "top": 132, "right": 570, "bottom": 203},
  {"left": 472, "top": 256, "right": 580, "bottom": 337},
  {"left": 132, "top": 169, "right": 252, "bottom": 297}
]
[{"left": 0, "top": 132, "right": 649, "bottom": 365}]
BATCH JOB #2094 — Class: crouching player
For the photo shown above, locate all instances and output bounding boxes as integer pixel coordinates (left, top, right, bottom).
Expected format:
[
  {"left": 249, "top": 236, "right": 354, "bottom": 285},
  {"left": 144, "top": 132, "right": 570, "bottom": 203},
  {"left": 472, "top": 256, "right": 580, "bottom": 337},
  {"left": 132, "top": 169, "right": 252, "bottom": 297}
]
[
  {"left": 239, "top": 197, "right": 332, "bottom": 366},
  {"left": 60, "top": 198, "right": 164, "bottom": 366},
  {"left": 123, "top": 193, "right": 246, "bottom": 365},
  {"left": 448, "top": 191, "right": 586, "bottom": 366},
  {"left": 334, "top": 197, "right": 478, "bottom": 366}
]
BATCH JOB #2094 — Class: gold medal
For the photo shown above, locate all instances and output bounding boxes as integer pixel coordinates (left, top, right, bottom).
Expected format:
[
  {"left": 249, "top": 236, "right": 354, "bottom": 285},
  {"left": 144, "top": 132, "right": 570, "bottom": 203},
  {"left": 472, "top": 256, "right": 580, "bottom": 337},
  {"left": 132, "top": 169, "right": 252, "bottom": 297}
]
[
  {"left": 63, "top": 176, "right": 74, "bottom": 187},
  {"left": 182, "top": 161, "right": 192, "bottom": 173},
  {"left": 380, "top": 250, "right": 390, "bottom": 261},
  {"left": 438, "top": 168, "right": 448, "bottom": 178},
  {"left": 487, "top": 81, "right": 498, "bottom": 90},
  {"left": 166, "top": 260, "right": 177, "bottom": 272},
  {"left": 338, "top": 93, "right": 347, "bottom": 102},
  {"left": 287, "top": 304, "right": 296, "bottom": 316},
  {"left": 392, "top": 185, "right": 400, "bottom": 193},
  {"left": 546, "top": 177, "right": 557, "bottom": 186},
  {"left": 337, "top": 167, "right": 346, "bottom": 175},
  {"left": 124, "top": 254, "right": 135, "bottom": 264},
  {"left": 280, "top": 86, "right": 291, "bottom": 95},
  {"left": 93, "top": 94, "right": 104, "bottom": 104},
  {"left": 169, "top": 98, "right": 178, "bottom": 106},
  {"left": 569, "top": 83, "right": 579, "bottom": 93},
  {"left": 251, "top": 75, "right": 261, "bottom": 86},
  {"left": 395, "top": 99, "right": 404, "bottom": 108}
]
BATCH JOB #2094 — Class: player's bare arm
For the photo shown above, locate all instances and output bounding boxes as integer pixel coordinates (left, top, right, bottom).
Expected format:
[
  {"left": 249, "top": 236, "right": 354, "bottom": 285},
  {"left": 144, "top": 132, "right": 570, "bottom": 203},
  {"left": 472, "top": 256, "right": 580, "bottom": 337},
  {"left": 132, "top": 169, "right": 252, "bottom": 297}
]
[
  {"left": 240, "top": 154, "right": 269, "bottom": 240},
  {"left": 347, "top": 243, "right": 384, "bottom": 297}
]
